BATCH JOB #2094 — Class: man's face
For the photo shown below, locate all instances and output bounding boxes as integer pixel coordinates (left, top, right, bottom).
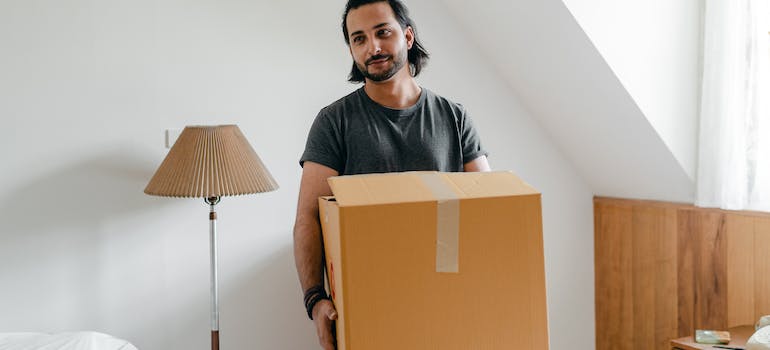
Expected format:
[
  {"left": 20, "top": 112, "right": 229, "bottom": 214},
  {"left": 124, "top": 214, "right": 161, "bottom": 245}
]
[{"left": 346, "top": 2, "right": 414, "bottom": 82}]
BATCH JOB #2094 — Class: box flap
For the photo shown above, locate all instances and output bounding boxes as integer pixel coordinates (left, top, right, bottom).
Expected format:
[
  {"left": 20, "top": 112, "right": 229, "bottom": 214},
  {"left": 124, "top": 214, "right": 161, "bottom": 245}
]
[{"left": 327, "top": 171, "right": 538, "bottom": 207}]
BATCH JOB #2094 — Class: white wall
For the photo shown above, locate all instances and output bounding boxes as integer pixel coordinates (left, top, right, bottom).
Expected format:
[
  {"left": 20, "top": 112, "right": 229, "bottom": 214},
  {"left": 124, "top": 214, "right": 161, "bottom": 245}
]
[
  {"left": 441, "top": 0, "right": 695, "bottom": 204},
  {"left": 0, "top": 0, "right": 593, "bottom": 349},
  {"left": 562, "top": 0, "right": 703, "bottom": 180}
]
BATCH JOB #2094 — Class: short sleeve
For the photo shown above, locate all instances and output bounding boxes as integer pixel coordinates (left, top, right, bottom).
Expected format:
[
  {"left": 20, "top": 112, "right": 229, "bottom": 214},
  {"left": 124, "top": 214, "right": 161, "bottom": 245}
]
[
  {"left": 299, "top": 110, "right": 345, "bottom": 173},
  {"left": 459, "top": 106, "right": 488, "bottom": 163}
]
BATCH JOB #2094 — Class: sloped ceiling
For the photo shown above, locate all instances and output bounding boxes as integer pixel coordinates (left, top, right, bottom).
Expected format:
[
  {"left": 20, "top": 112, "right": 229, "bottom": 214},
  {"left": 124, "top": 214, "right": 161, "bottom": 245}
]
[{"left": 440, "top": 0, "right": 695, "bottom": 202}]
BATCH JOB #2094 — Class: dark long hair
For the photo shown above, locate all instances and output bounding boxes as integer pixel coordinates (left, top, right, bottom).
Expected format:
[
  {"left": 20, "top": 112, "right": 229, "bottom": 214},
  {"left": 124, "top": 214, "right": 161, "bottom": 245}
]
[{"left": 342, "top": 0, "right": 430, "bottom": 83}]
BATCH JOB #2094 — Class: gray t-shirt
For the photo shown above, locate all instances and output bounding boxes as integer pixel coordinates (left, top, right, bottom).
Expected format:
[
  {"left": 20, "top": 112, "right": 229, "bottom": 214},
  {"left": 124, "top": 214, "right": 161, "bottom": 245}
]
[{"left": 300, "top": 87, "right": 487, "bottom": 175}]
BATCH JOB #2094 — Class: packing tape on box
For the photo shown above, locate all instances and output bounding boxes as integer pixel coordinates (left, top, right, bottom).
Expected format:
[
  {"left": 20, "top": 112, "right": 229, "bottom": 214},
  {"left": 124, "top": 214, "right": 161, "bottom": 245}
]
[{"left": 418, "top": 173, "right": 460, "bottom": 273}]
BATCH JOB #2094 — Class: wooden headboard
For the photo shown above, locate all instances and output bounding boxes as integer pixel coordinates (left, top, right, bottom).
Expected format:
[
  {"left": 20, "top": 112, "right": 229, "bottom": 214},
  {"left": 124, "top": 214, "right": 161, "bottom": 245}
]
[{"left": 594, "top": 196, "right": 770, "bottom": 350}]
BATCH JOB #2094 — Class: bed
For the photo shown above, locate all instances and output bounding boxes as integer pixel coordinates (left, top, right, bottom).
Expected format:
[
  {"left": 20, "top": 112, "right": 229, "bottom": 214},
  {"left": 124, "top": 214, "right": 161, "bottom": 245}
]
[{"left": 0, "top": 332, "right": 137, "bottom": 350}]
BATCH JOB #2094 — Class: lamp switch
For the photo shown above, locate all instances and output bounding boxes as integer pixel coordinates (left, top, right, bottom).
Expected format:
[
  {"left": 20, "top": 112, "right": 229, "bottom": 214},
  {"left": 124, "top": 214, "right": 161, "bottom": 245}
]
[{"left": 165, "top": 128, "right": 182, "bottom": 148}]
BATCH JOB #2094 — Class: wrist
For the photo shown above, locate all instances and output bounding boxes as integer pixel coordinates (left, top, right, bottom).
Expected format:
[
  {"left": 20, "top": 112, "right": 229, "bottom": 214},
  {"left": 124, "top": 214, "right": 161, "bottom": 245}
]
[{"left": 303, "top": 285, "right": 329, "bottom": 320}]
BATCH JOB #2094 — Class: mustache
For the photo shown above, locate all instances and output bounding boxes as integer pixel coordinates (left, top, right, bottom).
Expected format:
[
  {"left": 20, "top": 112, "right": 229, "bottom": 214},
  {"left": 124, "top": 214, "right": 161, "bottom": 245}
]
[{"left": 366, "top": 54, "right": 391, "bottom": 65}]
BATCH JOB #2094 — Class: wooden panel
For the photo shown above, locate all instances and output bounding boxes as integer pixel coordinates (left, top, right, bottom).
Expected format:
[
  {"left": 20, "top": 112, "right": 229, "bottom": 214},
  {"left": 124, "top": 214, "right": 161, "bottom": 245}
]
[
  {"left": 653, "top": 207, "right": 678, "bottom": 349},
  {"left": 755, "top": 217, "right": 770, "bottom": 318},
  {"left": 678, "top": 209, "right": 728, "bottom": 332},
  {"left": 629, "top": 206, "right": 679, "bottom": 349},
  {"left": 691, "top": 210, "right": 728, "bottom": 331},
  {"left": 595, "top": 201, "right": 633, "bottom": 350},
  {"left": 594, "top": 197, "right": 768, "bottom": 350},
  {"left": 594, "top": 197, "right": 770, "bottom": 218},
  {"left": 726, "top": 214, "right": 755, "bottom": 327},
  {"left": 677, "top": 209, "right": 696, "bottom": 337},
  {"left": 631, "top": 206, "right": 658, "bottom": 349}
]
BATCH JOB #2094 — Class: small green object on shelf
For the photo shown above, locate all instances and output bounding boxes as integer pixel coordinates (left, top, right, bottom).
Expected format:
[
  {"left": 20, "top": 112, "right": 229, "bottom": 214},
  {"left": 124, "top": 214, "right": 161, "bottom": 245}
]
[{"left": 695, "top": 329, "right": 731, "bottom": 344}]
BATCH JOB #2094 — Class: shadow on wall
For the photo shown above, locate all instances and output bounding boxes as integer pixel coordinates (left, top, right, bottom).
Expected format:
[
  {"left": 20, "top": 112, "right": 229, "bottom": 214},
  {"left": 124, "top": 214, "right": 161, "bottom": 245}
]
[
  {"left": 220, "top": 243, "right": 315, "bottom": 349},
  {"left": 0, "top": 151, "right": 165, "bottom": 330},
  {"left": 1, "top": 151, "right": 159, "bottom": 232}
]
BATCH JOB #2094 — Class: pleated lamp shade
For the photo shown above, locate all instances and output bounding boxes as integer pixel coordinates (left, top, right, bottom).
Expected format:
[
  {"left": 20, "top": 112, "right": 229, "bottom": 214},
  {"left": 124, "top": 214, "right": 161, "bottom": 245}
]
[{"left": 144, "top": 125, "right": 278, "bottom": 198}]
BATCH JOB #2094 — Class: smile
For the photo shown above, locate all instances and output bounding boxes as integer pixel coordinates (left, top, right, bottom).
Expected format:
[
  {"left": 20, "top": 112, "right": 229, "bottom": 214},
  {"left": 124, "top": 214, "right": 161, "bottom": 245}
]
[{"left": 366, "top": 57, "right": 390, "bottom": 66}]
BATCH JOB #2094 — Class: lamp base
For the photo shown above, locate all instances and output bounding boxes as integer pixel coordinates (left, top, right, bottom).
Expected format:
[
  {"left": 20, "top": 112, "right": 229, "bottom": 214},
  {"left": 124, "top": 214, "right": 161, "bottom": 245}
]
[{"left": 212, "top": 330, "right": 219, "bottom": 350}]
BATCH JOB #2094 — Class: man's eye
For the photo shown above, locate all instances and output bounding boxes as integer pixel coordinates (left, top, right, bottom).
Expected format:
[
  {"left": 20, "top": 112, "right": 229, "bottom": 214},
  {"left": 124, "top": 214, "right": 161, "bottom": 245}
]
[
  {"left": 378, "top": 29, "right": 391, "bottom": 36},
  {"left": 352, "top": 36, "right": 364, "bottom": 44}
]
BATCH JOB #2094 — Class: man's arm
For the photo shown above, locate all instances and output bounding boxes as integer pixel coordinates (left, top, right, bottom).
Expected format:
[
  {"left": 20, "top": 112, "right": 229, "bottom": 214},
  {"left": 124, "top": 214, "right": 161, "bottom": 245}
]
[
  {"left": 464, "top": 155, "right": 491, "bottom": 172},
  {"left": 293, "top": 161, "right": 339, "bottom": 350}
]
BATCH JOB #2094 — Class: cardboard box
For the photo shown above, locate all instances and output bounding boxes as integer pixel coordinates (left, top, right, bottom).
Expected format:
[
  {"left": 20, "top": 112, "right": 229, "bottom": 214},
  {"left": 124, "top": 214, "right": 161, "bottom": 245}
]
[{"left": 319, "top": 171, "right": 549, "bottom": 350}]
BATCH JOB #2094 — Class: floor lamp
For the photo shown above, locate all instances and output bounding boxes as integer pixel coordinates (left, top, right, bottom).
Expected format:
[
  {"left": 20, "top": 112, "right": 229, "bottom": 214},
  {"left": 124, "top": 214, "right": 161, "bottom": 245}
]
[{"left": 144, "top": 125, "right": 278, "bottom": 350}]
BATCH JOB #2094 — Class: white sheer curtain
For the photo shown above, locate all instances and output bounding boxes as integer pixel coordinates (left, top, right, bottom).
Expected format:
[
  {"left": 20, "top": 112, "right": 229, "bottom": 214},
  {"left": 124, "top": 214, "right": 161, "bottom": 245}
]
[{"left": 697, "top": 0, "right": 770, "bottom": 212}]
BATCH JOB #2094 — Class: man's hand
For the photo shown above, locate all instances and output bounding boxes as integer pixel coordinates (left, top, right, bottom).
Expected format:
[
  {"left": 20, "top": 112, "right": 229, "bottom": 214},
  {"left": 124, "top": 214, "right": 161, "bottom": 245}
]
[{"left": 312, "top": 299, "right": 338, "bottom": 350}]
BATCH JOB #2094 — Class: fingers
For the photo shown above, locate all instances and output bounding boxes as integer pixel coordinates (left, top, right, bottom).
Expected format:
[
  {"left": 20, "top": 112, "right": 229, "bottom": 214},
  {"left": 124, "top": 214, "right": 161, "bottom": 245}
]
[
  {"left": 314, "top": 303, "right": 337, "bottom": 349},
  {"left": 313, "top": 300, "right": 338, "bottom": 349},
  {"left": 316, "top": 318, "right": 336, "bottom": 350}
]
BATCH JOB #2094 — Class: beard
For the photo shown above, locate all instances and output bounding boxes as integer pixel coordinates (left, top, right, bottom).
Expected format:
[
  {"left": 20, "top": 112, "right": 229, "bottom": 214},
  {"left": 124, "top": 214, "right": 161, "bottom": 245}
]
[{"left": 355, "top": 47, "right": 408, "bottom": 82}]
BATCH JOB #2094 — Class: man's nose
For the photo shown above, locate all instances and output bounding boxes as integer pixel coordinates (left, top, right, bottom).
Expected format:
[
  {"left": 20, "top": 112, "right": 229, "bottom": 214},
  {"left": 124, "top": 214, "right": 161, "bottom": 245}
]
[{"left": 368, "top": 39, "right": 382, "bottom": 55}]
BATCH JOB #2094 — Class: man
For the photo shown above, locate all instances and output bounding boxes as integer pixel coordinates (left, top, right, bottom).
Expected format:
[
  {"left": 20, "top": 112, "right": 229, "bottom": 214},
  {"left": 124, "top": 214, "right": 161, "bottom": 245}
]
[{"left": 293, "top": 0, "right": 490, "bottom": 348}]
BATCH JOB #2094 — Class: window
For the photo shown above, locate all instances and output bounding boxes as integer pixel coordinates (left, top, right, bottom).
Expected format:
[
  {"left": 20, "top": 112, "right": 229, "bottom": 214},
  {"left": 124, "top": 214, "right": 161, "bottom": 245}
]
[{"left": 696, "top": 0, "right": 770, "bottom": 212}]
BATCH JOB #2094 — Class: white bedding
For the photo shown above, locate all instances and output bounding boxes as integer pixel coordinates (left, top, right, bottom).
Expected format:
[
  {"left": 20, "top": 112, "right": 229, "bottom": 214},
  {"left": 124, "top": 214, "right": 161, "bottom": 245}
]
[{"left": 0, "top": 332, "right": 137, "bottom": 350}]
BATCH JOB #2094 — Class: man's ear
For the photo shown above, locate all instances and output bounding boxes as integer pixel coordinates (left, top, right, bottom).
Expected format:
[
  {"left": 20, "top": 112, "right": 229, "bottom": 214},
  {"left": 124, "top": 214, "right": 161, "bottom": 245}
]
[{"left": 405, "top": 26, "right": 414, "bottom": 49}]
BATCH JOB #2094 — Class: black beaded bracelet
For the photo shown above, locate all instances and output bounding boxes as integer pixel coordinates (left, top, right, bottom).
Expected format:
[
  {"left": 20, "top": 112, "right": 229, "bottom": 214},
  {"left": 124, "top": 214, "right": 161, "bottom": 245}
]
[
  {"left": 304, "top": 285, "right": 329, "bottom": 320},
  {"left": 303, "top": 285, "right": 326, "bottom": 306}
]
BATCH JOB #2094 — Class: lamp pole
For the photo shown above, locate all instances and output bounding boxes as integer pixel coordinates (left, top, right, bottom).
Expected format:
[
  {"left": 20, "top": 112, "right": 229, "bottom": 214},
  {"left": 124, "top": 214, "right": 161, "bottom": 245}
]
[{"left": 206, "top": 196, "right": 221, "bottom": 350}]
